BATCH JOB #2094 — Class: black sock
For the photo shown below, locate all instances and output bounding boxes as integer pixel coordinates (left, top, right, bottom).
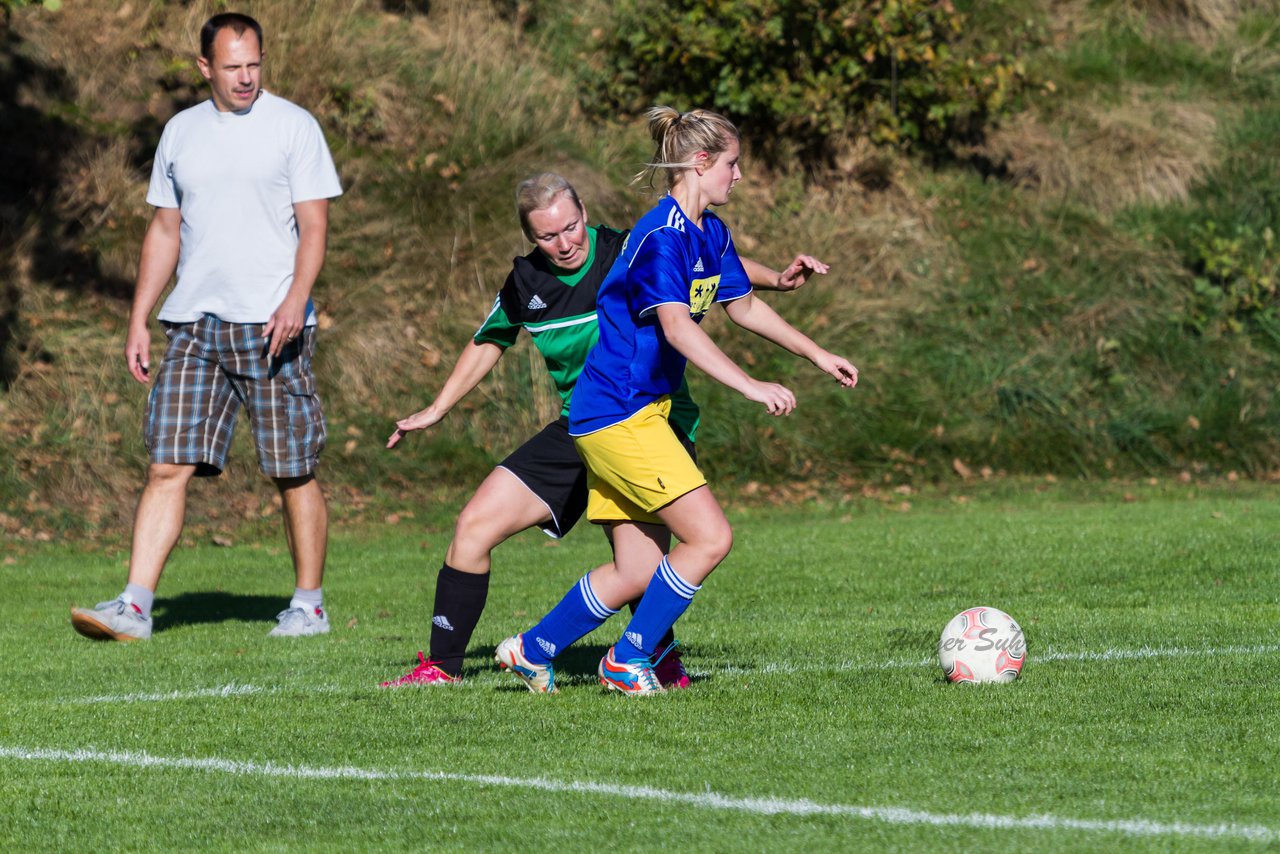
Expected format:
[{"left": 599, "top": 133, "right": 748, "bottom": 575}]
[
  {"left": 429, "top": 564, "right": 490, "bottom": 677},
  {"left": 627, "top": 596, "right": 676, "bottom": 652}
]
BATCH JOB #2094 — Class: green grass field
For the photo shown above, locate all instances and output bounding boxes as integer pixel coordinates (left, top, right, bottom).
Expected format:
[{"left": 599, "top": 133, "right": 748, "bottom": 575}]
[{"left": 3, "top": 487, "right": 1278, "bottom": 851}]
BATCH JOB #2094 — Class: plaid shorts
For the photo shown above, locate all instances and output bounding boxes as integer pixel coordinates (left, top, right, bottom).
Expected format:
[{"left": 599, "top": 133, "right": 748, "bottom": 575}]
[{"left": 144, "top": 316, "right": 326, "bottom": 478}]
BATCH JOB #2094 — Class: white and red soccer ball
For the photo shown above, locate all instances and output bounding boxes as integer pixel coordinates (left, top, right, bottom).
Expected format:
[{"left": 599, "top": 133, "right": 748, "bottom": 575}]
[{"left": 938, "top": 606, "right": 1026, "bottom": 684}]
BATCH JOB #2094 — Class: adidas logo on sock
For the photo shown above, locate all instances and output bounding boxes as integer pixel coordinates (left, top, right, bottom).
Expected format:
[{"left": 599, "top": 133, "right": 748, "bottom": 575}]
[
  {"left": 536, "top": 636, "right": 557, "bottom": 657},
  {"left": 432, "top": 615, "right": 455, "bottom": 632},
  {"left": 527, "top": 294, "right": 548, "bottom": 310},
  {"left": 625, "top": 630, "right": 644, "bottom": 650},
  {"left": 692, "top": 257, "right": 704, "bottom": 273}
]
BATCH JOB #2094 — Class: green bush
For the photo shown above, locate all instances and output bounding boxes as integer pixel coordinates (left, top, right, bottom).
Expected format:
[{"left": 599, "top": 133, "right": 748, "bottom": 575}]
[
  {"left": 1184, "top": 222, "right": 1279, "bottom": 334},
  {"left": 1155, "top": 108, "right": 1280, "bottom": 337},
  {"left": 578, "top": 0, "right": 1033, "bottom": 160}
]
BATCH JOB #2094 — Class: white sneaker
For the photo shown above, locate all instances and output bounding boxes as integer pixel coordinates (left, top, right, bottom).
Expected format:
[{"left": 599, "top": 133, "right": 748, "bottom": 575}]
[
  {"left": 71, "top": 597, "right": 153, "bottom": 641},
  {"left": 269, "top": 606, "right": 330, "bottom": 637},
  {"left": 494, "top": 635, "right": 557, "bottom": 693}
]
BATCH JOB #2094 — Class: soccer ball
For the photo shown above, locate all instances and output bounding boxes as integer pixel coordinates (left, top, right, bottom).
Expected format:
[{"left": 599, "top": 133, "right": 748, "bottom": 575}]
[{"left": 938, "top": 606, "right": 1026, "bottom": 684}]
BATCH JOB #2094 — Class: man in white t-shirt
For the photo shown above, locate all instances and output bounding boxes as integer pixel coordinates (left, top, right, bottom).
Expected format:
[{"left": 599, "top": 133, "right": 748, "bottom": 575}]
[{"left": 70, "top": 12, "right": 343, "bottom": 642}]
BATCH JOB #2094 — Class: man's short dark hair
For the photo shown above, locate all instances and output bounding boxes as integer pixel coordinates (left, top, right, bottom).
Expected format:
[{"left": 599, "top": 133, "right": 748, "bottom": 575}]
[{"left": 200, "top": 13, "right": 263, "bottom": 61}]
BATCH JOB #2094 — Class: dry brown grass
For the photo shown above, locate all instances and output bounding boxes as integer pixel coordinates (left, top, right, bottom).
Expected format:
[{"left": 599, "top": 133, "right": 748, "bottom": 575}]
[
  {"left": 732, "top": 147, "right": 950, "bottom": 336},
  {"left": 977, "top": 95, "right": 1220, "bottom": 213},
  {"left": 1049, "top": 0, "right": 1255, "bottom": 45},
  {"left": 1228, "top": 11, "right": 1280, "bottom": 80},
  {"left": 1121, "top": 0, "right": 1246, "bottom": 42}
]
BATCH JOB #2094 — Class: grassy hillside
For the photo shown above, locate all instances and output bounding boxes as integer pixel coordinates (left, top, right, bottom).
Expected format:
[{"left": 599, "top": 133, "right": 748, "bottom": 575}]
[{"left": 1, "top": 0, "right": 1278, "bottom": 542}]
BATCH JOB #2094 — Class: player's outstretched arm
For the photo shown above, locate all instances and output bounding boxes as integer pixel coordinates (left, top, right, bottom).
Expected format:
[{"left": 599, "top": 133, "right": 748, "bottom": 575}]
[
  {"left": 723, "top": 293, "right": 857, "bottom": 388},
  {"left": 656, "top": 304, "right": 796, "bottom": 416},
  {"left": 386, "top": 340, "right": 505, "bottom": 448},
  {"left": 741, "top": 254, "right": 829, "bottom": 292},
  {"left": 125, "top": 207, "right": 182, "bottom": 384}
]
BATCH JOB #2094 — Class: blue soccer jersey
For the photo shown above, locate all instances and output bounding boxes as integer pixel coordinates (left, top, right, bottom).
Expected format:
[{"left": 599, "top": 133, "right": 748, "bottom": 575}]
[{"left": 569, "top": 195, "right": 751, "bottom": 436}]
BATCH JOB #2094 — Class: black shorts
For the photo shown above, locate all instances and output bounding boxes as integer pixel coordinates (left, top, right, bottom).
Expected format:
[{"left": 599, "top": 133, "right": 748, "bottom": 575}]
[{"left": 499, "top": 415, "right": 695, "bottom": 539}]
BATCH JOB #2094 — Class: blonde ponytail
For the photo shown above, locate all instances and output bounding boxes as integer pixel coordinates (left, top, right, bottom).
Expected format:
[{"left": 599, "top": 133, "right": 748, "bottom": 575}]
[{"left": 634, "top": 106, "right": 740, "bottom": 191}]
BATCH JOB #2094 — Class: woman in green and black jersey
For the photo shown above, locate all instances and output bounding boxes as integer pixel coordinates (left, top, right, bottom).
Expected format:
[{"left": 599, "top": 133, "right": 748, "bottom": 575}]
[{"left": 380, "top": 172, "right": 827, "bottom": 688}]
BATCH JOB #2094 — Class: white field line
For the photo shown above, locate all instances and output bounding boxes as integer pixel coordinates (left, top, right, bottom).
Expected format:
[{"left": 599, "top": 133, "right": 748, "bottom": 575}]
[
  {"left": 62, "top": 643, "right": 1280, "bottom": 704},
  {"left": 70, "top": 683, "right": 347, "bottom": 705},
  {"left": 73, "top": 684, "right": 263, "bottom": 703},
  {"left": 0, "top": 746, "right": 1272, "bottom": 843},
  {"left": 721, "top": 642, "right": 1280, "bottom": 676},
  {"left": 1037, "top": 643, "right": 1280, "bottom": 664}
]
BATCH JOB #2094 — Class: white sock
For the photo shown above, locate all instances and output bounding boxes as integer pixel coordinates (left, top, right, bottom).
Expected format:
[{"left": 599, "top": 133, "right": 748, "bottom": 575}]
[
  {"left": 289, "top": 586, "right": 323, "bottom": 614},
  {"left": 122, "top": 583, "right": 155, "bottom": 619}
]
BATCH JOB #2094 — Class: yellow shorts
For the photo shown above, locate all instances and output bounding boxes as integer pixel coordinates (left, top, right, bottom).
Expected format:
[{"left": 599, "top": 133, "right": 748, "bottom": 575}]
[{"left": 573, "top": 397, "right": 707, "bottom": 525}]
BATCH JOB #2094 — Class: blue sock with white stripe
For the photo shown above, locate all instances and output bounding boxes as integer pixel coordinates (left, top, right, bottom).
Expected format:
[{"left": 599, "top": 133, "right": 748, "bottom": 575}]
[
  {"left": 613, "top": 556, "right": 701, "bottom": 661},
  {"left": 523, "top": 573, "right": 618, "bottom": 665}
]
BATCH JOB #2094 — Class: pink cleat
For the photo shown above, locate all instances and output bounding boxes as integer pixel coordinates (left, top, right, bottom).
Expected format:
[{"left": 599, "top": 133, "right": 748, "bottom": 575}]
[
  {"left": 653, "top": 641, "right": 691, "bottom": 689},
  {"left": 380, "top": 652, "right": 457, "bottom": 687}
]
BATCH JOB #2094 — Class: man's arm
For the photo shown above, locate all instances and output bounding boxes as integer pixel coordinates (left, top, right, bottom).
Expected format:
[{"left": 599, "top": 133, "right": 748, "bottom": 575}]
[
  {"left": 386, "top": 340, "right": 505, "bottom": 448},
  {"left": 265, "top": 198, "right": 329, "bottom": 357},
  {"left": 124, "top": 207, "right": 182, "bottom": 384},
  {"left": 741, "top": 254, "right": 829, "bottom": 292}
]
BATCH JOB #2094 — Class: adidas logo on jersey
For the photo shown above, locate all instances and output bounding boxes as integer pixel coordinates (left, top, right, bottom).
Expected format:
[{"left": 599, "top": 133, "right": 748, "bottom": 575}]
[
  {"left": 527, "top": 294, "right": 548, "bottom": 310},
  {"left": 693, "top": 257, "right": 705, "bottom": 273},
  {"left": 432, "top": 615, "right": 455, "bottom": 632}
]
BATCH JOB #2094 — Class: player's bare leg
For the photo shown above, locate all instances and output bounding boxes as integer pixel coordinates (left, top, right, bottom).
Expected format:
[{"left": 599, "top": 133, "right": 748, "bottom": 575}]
[
  {"left": 598, "top": 487, "right": 730, "bottom": 693},
  {"left": 654, "top": 485, "right": 732, "bottom": 586},
  {"left": 446, "top": 467, "right": 554, "bottom": 573},
  {"left": 588, "top": 522, "right": 669, "bottom": 606},
  {"left": 383, "top": 467, "right": 553, "bottom": 685}
]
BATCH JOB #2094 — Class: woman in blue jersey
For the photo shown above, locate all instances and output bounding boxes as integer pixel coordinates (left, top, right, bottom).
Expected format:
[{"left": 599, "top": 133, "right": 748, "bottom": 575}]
[
  {"left": 380, "top": 172, "right": 829, "bottom": 690},
  {"left": 495, "top": 108, "right": 858, "bottom": 694}
]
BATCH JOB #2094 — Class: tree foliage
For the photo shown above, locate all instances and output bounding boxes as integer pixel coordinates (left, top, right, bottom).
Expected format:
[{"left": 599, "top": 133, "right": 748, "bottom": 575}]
[{"left": 579, "top": 0, "right": 1032, "bottom": 162}]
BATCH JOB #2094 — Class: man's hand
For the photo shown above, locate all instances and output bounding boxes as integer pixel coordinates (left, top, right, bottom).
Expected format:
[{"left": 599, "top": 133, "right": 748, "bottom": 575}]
[
  {"left": 775, "top": 254, "right": 829, "bottom": 291},
  {"left": 264, "top": 297, "right": 307, "bottom": 358},
  {"left": 125, "top": 325, "right": 152, "bottom": 384}
]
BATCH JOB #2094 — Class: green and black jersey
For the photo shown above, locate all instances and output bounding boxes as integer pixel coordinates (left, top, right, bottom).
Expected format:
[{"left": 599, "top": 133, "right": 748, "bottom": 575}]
[{"left": 474, "top": 225, "right": 701, "bottom": 441}]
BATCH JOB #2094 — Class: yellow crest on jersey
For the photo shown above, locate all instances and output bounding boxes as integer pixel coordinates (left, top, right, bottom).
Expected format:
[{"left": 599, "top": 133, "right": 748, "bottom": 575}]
[{"left": 689, "top": 275, "right": 720, "bottom": 316}]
